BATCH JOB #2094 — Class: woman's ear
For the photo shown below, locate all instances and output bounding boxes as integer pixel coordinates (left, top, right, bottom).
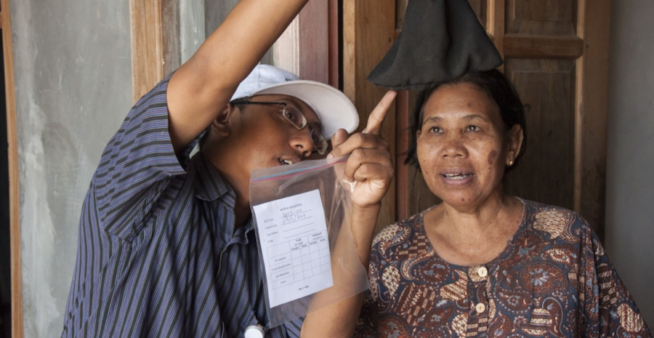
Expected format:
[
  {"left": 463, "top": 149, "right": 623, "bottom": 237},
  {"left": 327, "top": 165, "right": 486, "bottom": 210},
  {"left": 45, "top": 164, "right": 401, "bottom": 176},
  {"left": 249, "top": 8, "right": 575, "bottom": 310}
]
[
  {"left": 211, "top": 103, "right": 237, "bottom": 137},
  {"left": 506, "top": 124, "right": 524, "bottom": 165}
]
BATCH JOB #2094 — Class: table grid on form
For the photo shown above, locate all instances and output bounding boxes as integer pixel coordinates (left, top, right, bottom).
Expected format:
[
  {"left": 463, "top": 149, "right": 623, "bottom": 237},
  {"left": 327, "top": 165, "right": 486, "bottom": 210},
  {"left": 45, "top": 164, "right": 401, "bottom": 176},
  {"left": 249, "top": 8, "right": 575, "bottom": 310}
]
[{"left": 269, "top": 232, "right": 331, "bottom": 289}]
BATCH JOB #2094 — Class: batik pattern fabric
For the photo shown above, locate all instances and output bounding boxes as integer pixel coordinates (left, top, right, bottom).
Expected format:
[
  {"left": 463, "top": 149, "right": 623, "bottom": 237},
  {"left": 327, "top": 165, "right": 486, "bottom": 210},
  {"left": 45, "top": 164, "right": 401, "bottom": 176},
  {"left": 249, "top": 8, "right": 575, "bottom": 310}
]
[{"left": 355, "top": 199, "right": 651, "bottom": 338}]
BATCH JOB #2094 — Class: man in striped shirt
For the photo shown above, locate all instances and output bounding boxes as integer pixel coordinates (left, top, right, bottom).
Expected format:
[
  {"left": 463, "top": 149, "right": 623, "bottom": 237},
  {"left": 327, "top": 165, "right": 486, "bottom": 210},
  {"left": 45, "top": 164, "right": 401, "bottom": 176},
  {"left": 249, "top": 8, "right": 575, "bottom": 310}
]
[{"left": 62, "top": 0, "right": 395, "bottom": 337}]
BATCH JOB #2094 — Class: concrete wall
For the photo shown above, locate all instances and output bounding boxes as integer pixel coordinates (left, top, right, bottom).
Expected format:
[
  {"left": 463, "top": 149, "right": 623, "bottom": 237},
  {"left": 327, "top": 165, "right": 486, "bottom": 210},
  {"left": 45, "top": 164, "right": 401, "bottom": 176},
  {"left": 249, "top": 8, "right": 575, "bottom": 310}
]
[
  {"left": 180, "top": 0, "right": 205, "bottom": 64},
  {"left": 10, "top": 0, "right": 133, "bottom": 335},
  {"left": 605, "top": 0, "right": 654, "bottom": 328}
]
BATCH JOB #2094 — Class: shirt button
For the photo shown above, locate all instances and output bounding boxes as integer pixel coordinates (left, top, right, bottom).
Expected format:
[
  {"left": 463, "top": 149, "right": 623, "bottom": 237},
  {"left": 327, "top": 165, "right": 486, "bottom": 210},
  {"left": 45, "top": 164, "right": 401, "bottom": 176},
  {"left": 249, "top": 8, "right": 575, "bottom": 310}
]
[
  {"left": 476, "top": 303, "right": 486, "bottom": 314},
  {"left": 478, "top": 266, "right": 488, "bottom": 277},
  {"left": 245, "top": 325, "right": 265, "bottom": 338}
]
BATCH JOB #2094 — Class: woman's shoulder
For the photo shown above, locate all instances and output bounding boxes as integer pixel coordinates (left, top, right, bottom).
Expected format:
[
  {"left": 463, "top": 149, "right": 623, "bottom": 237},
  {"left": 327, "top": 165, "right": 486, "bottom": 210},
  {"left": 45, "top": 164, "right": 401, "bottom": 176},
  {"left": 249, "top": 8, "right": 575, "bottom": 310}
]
[
  {"left": 517, "top": 198, "right": 595, "bottom": 242},
  {"left": 371, "top": 210, "right": 426, "bottom": 252}
]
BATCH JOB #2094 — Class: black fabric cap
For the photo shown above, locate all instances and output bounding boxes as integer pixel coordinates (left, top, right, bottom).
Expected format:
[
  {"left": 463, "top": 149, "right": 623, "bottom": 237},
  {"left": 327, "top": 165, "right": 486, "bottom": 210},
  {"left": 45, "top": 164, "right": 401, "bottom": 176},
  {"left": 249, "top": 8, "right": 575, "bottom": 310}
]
[{"left": 367, "top": 0, "right": 503, "bottom": 90}]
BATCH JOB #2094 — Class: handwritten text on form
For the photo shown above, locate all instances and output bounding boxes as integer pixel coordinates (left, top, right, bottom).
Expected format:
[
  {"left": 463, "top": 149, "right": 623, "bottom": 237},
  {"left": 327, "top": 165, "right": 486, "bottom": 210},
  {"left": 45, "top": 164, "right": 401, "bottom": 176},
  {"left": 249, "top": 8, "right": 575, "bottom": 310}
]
[{"left": 253, "top": 189, "right": 333, "bottom": 308}]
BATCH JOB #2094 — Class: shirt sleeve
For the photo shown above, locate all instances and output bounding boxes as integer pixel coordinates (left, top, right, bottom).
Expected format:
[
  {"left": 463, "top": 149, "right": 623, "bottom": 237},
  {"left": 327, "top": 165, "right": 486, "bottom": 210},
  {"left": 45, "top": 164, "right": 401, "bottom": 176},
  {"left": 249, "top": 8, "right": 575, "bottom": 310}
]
[
  {"left": 92, "top": 73, "right": 202, "bottom": 240},
  {"left": 579, "top": 220, "right": 652, "bottom": 337}
]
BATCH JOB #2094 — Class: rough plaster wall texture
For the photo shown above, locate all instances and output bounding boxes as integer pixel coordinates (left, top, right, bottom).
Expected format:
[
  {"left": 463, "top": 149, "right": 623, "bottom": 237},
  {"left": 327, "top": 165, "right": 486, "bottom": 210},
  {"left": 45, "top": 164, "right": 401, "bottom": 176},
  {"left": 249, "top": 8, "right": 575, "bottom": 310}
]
[
  {"left": 181, "top": 0, "right": 205, "bottom": 64},
  {"left": 11, "top": 0, "right": 132, "bottom": 336},
  {"left": 606, "top": 0, "right": 654, "bottom": 328}
]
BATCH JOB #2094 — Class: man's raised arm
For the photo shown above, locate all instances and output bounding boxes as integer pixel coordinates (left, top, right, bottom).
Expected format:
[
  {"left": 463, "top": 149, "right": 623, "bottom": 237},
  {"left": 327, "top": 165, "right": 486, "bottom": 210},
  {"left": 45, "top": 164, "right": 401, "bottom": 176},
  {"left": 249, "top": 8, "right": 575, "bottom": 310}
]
[{"left": 166, "top": 0, "right": 309, "bottom": 153}]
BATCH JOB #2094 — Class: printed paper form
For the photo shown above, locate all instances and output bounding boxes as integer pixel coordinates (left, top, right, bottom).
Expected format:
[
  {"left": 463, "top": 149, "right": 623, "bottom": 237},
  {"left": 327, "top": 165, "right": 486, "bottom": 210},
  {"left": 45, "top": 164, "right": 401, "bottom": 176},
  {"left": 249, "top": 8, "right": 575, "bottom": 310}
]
[{"left": 253, "top": 189, "right": 333, "bottom": 308}]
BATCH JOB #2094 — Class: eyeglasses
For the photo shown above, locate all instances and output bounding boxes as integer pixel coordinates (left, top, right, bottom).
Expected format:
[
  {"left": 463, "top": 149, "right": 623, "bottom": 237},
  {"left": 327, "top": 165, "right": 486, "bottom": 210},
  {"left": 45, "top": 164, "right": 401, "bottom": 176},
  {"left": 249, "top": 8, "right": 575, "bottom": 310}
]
[{"left": 231, "top": 100, "right": 328, "bottom": 155}]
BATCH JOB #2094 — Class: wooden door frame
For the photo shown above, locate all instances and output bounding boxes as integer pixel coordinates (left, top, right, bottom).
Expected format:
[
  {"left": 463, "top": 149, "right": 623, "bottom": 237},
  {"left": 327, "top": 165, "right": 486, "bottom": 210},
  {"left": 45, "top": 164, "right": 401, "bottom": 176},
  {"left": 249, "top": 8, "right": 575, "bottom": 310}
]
[
  {"left": 343, "top": 0, "right": 397, "bottom": 230},
  {"left": 130, "top": 0, "right": 167, "bottom": 103},
  {"left": 574, "top": 0, "right": 612, "bottom": 240},
  {"left": 2, "top": 0, "right": 22, "bottom": 336}
]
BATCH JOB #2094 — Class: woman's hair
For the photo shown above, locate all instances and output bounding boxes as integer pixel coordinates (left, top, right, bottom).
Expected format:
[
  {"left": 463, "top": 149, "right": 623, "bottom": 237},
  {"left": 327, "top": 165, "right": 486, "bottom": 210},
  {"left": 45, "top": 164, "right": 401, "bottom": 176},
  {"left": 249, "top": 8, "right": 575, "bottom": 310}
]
[{"left": 405, "top": 69, "right": 527, "bottom": 172}]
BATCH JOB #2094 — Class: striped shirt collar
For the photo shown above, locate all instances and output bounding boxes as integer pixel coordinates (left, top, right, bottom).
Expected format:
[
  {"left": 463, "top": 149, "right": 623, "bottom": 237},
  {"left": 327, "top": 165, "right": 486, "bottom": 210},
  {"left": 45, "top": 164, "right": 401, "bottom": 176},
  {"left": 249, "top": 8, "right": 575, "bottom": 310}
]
[
  {"left": 192, "top": 152, "right": 255, "bottom": 244},
  {"left": 192, "top": 152, "right": 235, "bottom": 204}
]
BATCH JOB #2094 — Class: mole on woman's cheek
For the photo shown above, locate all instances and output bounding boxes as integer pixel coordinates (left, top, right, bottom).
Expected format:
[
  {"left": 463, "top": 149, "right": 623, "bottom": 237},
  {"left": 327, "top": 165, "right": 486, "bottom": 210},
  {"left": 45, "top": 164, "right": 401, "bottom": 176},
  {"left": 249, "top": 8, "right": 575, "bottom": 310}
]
[{"left": 488, "top": 150, "right": 497, "bottom": 165}]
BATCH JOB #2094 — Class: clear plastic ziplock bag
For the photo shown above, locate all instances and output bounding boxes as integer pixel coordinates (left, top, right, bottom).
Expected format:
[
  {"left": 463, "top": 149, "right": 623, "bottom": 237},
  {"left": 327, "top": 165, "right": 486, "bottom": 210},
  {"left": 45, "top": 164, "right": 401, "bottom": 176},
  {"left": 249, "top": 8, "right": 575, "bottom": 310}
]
[{"left": 249, "top": 155, "right": 369, "bottom": 328}]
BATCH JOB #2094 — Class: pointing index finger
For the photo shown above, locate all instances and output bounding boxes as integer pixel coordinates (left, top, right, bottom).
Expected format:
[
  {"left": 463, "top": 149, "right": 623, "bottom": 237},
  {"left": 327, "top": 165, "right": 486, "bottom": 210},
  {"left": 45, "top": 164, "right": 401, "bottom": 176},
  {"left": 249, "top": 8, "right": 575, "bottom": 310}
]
[{"left": 362, "top": 90, "right": 397, "bottom": 135}]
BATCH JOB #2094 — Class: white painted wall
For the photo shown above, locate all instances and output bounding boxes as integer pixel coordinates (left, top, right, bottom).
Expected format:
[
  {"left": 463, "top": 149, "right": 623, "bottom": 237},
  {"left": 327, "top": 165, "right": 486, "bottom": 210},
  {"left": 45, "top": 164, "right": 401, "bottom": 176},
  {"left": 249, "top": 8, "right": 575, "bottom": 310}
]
[
  {"left": 605, "top": 0, "right": 654, "bottom": 328},
  {"left": 10, "top": 0, "right": 132, "bottom": 336}
]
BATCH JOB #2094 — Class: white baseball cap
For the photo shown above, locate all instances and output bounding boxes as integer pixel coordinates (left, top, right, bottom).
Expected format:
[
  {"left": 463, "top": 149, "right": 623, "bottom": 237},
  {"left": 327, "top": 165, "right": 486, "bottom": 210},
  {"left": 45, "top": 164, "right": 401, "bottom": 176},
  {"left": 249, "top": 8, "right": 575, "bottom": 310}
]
[{"left": 231, "top": 64, "right": 359, "bottom": 140}]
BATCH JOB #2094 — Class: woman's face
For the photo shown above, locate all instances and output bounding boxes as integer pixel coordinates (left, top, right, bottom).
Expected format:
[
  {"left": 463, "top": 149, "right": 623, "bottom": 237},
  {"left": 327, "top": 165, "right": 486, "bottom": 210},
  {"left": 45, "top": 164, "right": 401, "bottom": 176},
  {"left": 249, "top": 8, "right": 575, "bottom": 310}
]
[{"left": 416, "top": 82, "right": 522, "bottom": 209}]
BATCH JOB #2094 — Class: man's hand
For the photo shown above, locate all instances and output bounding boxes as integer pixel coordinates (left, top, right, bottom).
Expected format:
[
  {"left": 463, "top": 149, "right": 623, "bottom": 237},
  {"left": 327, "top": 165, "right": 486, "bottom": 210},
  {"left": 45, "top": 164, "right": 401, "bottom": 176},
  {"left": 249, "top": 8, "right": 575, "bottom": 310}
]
[{"left": 328, "top": 90, "right": 397, "bottom": 209}]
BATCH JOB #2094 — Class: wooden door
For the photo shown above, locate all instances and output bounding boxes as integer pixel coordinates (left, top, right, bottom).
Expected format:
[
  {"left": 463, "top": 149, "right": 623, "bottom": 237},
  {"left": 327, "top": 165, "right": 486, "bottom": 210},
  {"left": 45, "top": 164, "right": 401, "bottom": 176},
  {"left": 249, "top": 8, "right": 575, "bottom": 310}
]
[
  {"left": 494, "top": 0, "right": 612, "bottom": 240},
  {"left": 346, "top": 0, "right": 611, "bottom": 237}
]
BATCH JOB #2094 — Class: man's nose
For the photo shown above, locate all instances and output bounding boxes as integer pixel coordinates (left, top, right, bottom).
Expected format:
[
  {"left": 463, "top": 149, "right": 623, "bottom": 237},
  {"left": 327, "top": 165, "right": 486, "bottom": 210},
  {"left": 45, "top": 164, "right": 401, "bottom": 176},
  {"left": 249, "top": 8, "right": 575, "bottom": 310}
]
[{"left": 290, "top": 128, "right": 314, "bottom": 158}]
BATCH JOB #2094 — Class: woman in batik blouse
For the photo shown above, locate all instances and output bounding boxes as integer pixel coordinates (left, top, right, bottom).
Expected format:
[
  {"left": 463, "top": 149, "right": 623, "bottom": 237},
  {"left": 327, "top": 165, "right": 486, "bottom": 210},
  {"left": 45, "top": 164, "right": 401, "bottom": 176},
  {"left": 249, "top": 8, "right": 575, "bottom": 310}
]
[{"left": 354, "top": 70, "right": 651, "bottom": 337}]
